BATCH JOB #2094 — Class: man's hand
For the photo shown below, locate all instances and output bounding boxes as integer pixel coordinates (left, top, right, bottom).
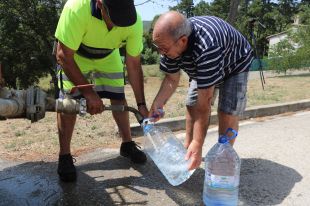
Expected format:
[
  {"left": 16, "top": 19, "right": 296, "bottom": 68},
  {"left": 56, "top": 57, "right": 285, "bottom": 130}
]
[
  {"left": 84, "top": 92, "right": 104, "bottom": 115},
  {"left": 148, "top": 102, "right": 164, "bottom": 122},
  {"left": 185, "top": 140, "right": 203, "bottom": 170}
]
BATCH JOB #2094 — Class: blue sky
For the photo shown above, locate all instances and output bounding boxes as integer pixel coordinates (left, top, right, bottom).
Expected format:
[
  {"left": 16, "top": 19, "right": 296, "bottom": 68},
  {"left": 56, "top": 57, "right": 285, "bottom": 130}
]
[
  {"left": 135, "top": 1, "right": 177, "bottom": 21},
  {"left": 135, "top": 0, "right": 284, "bottom": 21},
  {"left": 135, "top": 0, "right": 213, "bottom": 21},
  {"left": 135, "top": 0, "right": 212, "bottom": 21}
]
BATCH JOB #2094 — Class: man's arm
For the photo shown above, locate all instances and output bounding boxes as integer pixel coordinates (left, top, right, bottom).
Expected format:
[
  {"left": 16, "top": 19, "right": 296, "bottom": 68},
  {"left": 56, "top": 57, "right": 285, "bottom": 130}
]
[
  {"left": 150, "top": 72, "right": 181, "bottom": 120},
  {"left": 125, "top": 53, "right": 148, "bottom": 116},
  {"left": 186, "top": 85, "right": 215, "bottom": 170},
  {"left": 56, "top": 42, "right": 103, "bottom": 115}
]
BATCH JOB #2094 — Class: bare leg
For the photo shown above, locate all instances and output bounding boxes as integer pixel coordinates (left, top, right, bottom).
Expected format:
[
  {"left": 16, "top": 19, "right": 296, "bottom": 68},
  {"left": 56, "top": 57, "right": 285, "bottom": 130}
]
[
  {"left": 185, "top": 105, "right": 195, "bottom": 148},
  {"left": 114, "top": 98, "right": 147, "bottom": 164},
  {"left": 57, "top": 113, "right": 77, "bottom": 155},
  {"left": 218, "top": 110, "right": 239, "bottom": 146},
  {"left": 57, "top": 112, "right": 77, "bottom": 182},
  {"left": 110, "top": 99, "right": 131, "bottom": 142}
]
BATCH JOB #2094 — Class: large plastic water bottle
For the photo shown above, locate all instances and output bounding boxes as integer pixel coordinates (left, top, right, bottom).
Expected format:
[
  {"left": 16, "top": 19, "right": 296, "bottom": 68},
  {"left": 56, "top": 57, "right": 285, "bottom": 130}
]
[
  {"left": 142, "top": 117, "right": 195, "bottom": 186},
  {"left": 203, "top": 128, "right": 241, "bottom": 206}
]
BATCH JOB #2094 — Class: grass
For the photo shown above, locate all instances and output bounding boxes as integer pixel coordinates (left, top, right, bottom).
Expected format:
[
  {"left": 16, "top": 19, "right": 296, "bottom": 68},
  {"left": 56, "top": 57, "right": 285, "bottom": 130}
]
[
  {"left": 247, "top": 73, "right": 310, "bottom": 107},
  {"left": 37, "top": 75, "right": 52, "bottom": 91},
  {"left": 142, "top": 64, "right": 165, "bottom": 79},
  {"left": 1, "top": 67, "right": 309, "bottom": 160},
  {"left": 15, "top": 130, "right": 26, "bottom": 137}
]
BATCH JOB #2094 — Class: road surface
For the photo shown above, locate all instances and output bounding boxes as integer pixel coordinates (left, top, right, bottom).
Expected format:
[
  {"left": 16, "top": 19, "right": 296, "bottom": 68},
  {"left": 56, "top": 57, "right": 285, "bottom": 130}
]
[{"left": 0, "top": 110, "right": 309, "bottom": 205}]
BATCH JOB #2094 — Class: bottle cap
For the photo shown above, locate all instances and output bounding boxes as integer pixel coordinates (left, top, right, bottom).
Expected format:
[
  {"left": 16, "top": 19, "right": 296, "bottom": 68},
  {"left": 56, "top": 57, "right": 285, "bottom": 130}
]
[
  {"left": 218, "top": 128, "right": 238, "bottom": 144},
  {"left": 142, "top": 118, "right": 154, "bottom": 133},
  {"left": 218, "top": 135, "right": 229, "bottom": 144}
]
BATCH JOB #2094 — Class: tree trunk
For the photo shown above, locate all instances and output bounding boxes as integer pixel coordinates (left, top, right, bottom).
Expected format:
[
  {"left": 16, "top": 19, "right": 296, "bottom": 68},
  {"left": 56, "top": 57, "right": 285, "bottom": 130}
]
[{"left": 227, "top": 0, "right": 241, "bottom": 26}]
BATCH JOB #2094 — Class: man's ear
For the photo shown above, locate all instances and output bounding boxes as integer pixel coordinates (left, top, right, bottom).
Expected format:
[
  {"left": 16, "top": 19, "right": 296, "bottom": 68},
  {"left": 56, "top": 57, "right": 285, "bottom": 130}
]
[{"left": 180, "top": 36, "right": 188, "bottom": 48}]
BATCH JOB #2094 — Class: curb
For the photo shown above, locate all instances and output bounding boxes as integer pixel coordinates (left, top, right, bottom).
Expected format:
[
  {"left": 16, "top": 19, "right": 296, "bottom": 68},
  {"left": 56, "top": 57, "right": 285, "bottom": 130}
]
[{"left": 130, "top": 99, "right": 310, "bottom": 136}]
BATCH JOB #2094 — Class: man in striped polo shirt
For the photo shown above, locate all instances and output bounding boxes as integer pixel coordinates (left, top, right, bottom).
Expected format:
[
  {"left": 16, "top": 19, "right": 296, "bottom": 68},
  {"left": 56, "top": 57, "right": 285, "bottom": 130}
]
[{"left": 150, "top": 11, "right": 254, "bottom": 170}]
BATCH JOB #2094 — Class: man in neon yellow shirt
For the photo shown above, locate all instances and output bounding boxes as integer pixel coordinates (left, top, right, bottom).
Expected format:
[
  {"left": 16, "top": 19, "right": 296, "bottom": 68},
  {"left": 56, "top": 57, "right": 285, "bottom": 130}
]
[{"left": 55, "top": 0, "right": 148, "bottom": 182}]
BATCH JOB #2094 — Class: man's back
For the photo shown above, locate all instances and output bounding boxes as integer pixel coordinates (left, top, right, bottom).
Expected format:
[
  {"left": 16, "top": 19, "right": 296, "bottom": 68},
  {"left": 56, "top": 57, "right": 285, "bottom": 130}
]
[{"left": 189, "top": 16, "right": 252, "bottom": 73}]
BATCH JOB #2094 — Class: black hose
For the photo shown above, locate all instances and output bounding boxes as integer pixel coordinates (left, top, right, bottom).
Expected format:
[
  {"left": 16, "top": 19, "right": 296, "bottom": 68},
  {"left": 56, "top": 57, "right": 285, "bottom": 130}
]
[{"left": 104, "top": 105, "right": 144, "bottom": 124}]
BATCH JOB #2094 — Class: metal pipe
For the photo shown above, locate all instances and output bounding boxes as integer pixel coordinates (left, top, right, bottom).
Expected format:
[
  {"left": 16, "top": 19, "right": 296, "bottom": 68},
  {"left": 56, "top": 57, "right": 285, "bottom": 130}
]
[
  {"left": 0, "top": 85, "right": 144, "bottom": 124},
  {"left": 55, "top": 100, "right": 144, "bottom": 124},
  {"left": 45, "top": 97, "right": 57, "bottom": 112},
  {"left": 0, "top": 98, "right": 23, "bottom": 117},
  {"left": 56, "top": 98, "right": 80, "bottom": 114},
  {"left": 0, "top": 89, "right": 26, "bottom": 118}
]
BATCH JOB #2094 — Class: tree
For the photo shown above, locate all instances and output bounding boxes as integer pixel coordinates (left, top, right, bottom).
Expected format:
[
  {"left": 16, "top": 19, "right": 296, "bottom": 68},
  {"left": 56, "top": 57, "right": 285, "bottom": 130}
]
[
  {"left": 0, "top": 0, "right": 62, "bottom": 89},
  {"left": 278, "top": 0, "right": 299, "bottom": 26},
  {"left": 298, "top": 4, "right": 310, "bottom": 24},
  {"left": 140, "top": 14, "right": 160, "bottom": 65},
  {"left": 193, "top": 1, "right": 212, "bottom": 16},
  {"left": 141, "top": 48, "right": 160, "bottom": 65},
  {"left": 227, "top": 0, "right": 241, "bottom": 26},
  {"left": 233, "top": 0, "right": 300, "bottom": 57},
  {"left": 170, "top": 0, "right": 195, "bottom": 17},
  {"left": 268, "top": 22, "right": 310, "bottom": 73},
  {"left": 142, "top": 30, "right": 160, "bottom": 65},
  {"left": 204, "top": 0, "right": 231, "bottom": 20},
  {"left": 168, "top": 0, "right": 307, "bottom": 61}
]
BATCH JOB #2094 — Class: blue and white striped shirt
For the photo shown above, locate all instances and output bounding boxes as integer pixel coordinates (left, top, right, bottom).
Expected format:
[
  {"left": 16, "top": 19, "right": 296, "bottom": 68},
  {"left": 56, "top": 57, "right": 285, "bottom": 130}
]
[{"left": 160, "top": 16, "right": 254, "bottom": 88}]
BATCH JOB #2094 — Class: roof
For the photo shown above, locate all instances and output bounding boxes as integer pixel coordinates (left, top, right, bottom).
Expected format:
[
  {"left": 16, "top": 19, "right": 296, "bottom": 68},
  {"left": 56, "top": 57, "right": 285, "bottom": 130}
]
[{"left": 266, "top": 24, "right": 308, "bottom": 40}]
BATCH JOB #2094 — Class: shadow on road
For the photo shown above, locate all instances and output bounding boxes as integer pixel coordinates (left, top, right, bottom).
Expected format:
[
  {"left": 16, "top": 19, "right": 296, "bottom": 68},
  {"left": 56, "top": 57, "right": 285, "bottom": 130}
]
[
  {"left": 0, "top": 155, "right": 204, "bottom": 206},
  {"left": 77, "top": 156, "right": 205, "bottom": 206},
  {"left": 239, "top": 158, "right": 302, "bottom": 206},
  {"left": 0, "top": 157, "right": 302, "bottom": 206}
]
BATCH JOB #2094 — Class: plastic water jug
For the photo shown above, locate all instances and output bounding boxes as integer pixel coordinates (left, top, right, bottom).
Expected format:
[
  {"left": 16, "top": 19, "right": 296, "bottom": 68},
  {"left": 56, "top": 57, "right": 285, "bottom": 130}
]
[
  {"left": 142, "top": 120, "right": 195, "bottom": 186},
  {"left": 203, "top": 128, "right": 241, "bottom": 206}
]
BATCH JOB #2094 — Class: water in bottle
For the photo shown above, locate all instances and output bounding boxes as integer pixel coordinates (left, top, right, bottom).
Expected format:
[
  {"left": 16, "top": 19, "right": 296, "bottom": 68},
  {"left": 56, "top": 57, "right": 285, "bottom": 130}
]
[
  {"left": 203, "top": 128, "right": 241, "bottom": 206},
  {"left": 143, "top": 121, "right": 195, "bottom": 186}
]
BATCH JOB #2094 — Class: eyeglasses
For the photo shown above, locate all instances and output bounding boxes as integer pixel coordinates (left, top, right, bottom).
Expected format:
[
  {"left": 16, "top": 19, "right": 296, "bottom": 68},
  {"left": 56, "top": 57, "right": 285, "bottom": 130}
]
[
  {"left": 153, "top": 35, "right": 185, "bottom": 54},
  {"left": 152, "top": 43, "right": 170, "bottom": 54}
]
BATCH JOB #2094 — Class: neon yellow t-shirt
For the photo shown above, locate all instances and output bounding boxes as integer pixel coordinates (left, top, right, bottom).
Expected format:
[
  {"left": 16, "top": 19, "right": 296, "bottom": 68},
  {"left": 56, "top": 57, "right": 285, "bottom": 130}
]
[{"left": 55, "top": 0, "right": 143, "bottom": 73}]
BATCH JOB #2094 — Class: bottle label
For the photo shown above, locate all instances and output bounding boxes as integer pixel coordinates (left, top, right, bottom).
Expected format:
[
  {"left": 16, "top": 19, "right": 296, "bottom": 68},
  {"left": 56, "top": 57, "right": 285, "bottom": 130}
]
[{"left": 206, "top": 173, "right": 239, "bottom": 190}]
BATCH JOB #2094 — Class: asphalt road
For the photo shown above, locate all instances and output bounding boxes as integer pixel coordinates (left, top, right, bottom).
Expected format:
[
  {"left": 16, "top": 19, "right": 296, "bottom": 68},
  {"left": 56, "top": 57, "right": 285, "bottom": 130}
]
[{"left": 0, "top": 110, "right": 309, "bottom": 206}]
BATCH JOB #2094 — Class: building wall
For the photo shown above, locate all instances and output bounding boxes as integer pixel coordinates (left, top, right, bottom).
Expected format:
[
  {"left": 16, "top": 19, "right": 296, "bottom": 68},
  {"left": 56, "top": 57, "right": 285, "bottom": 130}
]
[
  {"left": 269, "top": 33, "right": 288, "bottom": 47},
  {"left": 267, "top": 27, "right": 300, "bottom": 58}
]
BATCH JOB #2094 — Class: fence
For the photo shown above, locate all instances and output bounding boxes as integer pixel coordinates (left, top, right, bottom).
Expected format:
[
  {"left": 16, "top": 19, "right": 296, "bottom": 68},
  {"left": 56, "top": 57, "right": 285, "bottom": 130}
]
[{"left": 250, "top": 58, "right": 310, "bottom": 72}]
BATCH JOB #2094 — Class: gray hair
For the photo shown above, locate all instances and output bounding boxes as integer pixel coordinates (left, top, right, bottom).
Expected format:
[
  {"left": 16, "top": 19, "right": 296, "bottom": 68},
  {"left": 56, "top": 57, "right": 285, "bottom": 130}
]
[{"left": 169, "top": 18, "right": 192, "bottom": 40}]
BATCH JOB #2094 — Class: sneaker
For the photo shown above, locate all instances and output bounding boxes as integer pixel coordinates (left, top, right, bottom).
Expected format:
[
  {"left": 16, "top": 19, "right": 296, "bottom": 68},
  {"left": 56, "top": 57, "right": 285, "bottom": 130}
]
[
  {"left": 57, "top": 154, "right": 77, "bottom": 182},
  {"left": 120, "top": 141, "right": 147, "bottom": 164}
]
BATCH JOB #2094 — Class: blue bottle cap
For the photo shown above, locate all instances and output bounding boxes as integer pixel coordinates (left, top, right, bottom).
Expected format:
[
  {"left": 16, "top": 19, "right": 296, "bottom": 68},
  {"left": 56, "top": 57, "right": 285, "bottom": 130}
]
[
  {"left": 218, "top": 135, "right": 229, "bottom": 144},
  {"left": 218, "top": 128, "right": 238, "bottom": 144}
]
